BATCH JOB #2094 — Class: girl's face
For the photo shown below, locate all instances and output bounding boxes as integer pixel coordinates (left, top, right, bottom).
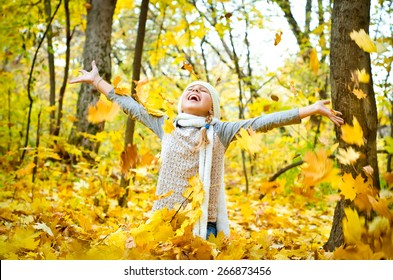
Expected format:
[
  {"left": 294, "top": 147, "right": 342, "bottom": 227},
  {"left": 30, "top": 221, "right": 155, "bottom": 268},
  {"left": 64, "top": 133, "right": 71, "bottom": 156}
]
[{"left": 181, "top": 84, "right": 213, "bottom": 117}]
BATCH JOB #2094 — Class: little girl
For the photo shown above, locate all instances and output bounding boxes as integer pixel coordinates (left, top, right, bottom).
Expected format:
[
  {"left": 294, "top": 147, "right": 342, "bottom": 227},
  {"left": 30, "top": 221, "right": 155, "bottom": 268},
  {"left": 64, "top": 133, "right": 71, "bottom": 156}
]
[{"left": 70, "top": 61, "right": 344, "bottom": 240}]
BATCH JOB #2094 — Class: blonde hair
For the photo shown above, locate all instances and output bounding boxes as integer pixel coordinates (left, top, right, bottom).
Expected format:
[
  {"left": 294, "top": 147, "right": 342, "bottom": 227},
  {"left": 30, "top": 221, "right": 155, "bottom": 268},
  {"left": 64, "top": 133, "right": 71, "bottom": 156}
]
[{"left": 195, "top": 110, "right": 213, "bottom": 150}]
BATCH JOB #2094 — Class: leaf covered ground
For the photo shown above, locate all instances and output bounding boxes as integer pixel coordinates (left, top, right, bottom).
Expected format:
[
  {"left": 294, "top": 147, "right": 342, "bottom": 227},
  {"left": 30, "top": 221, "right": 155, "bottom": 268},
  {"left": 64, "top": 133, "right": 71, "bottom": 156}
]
[{"left": 1, "top": 141, "right": 392, "bottom": 260}]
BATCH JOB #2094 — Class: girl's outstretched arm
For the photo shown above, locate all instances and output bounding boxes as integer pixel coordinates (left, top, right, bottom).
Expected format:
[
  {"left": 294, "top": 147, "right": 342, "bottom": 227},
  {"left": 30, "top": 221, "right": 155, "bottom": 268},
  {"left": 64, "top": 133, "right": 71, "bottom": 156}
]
[
  {"left": 68, "top": 60, "right": 113, "bottom": 96},
  {"left": 69, "top": 60, "right": 165, "bottom": 139},
  {"left": 299, "top": 100, "right": 344, "bottom": 126}
]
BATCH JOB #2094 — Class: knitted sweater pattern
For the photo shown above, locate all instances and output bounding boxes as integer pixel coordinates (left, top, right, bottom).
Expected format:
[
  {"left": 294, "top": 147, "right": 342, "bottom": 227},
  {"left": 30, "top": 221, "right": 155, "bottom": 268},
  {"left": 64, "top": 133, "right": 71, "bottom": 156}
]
[{"left": 152, "top": 126, "right": 225, "bottom": 222}]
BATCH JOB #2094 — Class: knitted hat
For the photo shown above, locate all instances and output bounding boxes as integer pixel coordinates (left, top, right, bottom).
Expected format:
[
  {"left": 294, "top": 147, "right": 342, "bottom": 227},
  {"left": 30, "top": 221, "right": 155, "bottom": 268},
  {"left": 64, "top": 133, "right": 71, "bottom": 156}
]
[{"left": 178, "top": 81, "right": 220, "bottom": 119}]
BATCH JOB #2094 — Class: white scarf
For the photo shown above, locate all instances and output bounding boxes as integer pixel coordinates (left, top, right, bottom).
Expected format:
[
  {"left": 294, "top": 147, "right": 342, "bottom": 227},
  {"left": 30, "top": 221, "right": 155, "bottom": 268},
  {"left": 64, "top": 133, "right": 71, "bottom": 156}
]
[{"left": 175, "top": 113, "right": 229, "bottom": 239}]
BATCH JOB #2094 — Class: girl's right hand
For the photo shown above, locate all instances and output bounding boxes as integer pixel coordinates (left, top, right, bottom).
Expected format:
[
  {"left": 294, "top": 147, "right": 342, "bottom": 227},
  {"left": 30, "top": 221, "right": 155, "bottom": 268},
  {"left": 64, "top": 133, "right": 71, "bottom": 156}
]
[{"left": 69, "top": 60, "right": 100, "bottom": 86}]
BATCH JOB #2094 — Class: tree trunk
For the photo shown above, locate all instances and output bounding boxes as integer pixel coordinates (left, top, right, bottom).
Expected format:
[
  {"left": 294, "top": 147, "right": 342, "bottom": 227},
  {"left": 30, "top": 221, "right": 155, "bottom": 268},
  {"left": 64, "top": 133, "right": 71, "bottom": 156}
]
[
  {"left": 324, "top": 0, "right": 379, "bottom": 252},
  {"left": 45, "top": 0, "right": 56, "bottom": 135},
  {"left": 118, "top": 0, "right": 150, "bottom": 207},
  {"left": 68, "top": 0, "right": 116, "bottom": 155},
  {"left": 54, "top": 0, "right": 71, "bottom": 137}
]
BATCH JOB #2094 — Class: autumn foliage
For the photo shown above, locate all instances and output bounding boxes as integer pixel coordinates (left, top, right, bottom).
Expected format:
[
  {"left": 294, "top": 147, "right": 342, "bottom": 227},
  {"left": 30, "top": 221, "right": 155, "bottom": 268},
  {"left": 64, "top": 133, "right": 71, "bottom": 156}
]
[{"left": 1, "top": 0, "right": 393, "bottom": 261}]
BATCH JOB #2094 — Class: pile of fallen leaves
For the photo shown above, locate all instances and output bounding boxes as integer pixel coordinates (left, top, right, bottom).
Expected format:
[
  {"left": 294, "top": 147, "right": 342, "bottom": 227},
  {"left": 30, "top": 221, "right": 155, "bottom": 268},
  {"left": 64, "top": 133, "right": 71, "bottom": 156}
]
[{"left": 1, "top": 134, "right": 392, "bottom": 260}]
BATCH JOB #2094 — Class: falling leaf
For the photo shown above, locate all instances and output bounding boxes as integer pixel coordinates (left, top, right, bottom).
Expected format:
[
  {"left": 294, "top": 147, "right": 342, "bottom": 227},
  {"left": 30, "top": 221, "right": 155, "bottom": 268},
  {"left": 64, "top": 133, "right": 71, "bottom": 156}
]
[
  {"left": 302, "top": 149, "right": 339, "bottom": 188},
  {"left": 352, "top": 88, "right": 367, "bottom": 99},
  {"left": 274, "top": 30, "right": 283, "bottom": 46},
  {"left": 87, "top": 95, "right": 120, "bottom": 124},
  {"left": 155, "top": 190, "right": 174, "bottom": 201},
  {"left": 236, "top": 127, "right": 262, "bottom": 155},
  {"left": 338, "top": 173, "right": 357, "bottom": 201},
  {"left": 362, "top": 165, "right": 374, "bottom": 177},
  {"left": 341, "top": 116, "right": 364, "bottom": 147},
  {"left": 163, "top": 118, "right": 175, "bottom": 134},
  {"left": 351, "top": 70, "right": 360, "bottom": 88},
  {"left": 113, "top": 76, "right": 130, "bottom": 96},
  {"left": 356, "top": 69, "right": 370, "bottom": 83},
  {"left": 115, "top": 87, "right": 130, "bottom": 96},
  {"left": 113, "top": 76, "right": 122, "bottom": 88},
  {"left": 181, "top": 61, "right": 199, "bottom": 79},
  {"left": 120, "top": 143, "right": 138, "bottom": 175},
  {"left": 336, "top": 147, "right": 360, "bottom": 165},
  {"left": 343, "top": 207, "right": 364, "bottom": 245},
  {"left": 349, "top": 29, "right": 377, "bottom": 53},
  {"left": 270, "top": 94, "right": 279, "bottom": 102},
  {"left": 368, "top": 196, "right": 392, "bottom": 219},
  {"left": 309, "top": 48, "right": 319, "bottom": 75}
]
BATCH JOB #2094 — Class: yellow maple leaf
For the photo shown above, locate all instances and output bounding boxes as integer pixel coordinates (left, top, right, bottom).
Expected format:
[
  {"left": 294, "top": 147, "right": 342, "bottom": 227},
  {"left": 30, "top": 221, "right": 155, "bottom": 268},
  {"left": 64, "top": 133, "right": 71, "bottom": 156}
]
[
  {"left": 352, "top": 88, "right": 367, "bottom": 99},
  {"left": 87, "top": 95, "right": 120, "bottom": 123},
  {"left": 185, "top": 175, "right": 205, "bottom": 208},
  {"left": 338, "top": 173, "right": 357, "bottom": 201},
  {"left": 336, "top": 147, "right": 360, "bottom": 165},
  {"left": 302, "top": 149, "right": 339, "bottom": 188},
  {"left": 349, "top": 29, "right": 377, "bottom": 53},
  {"left": 341, "top": 116, "right": 364, "bottom": 147},
  {"left": 236, "top": 127, "right": 262, "bottom": 155},
  {"left": 309, "top": 48, "right": 319, "bottom": 75},
  {"left": 163, "top": 118, "right": 175, "bottom": 134},
  {"left": 343, "top": 207, "right": 364, "bottom": 245},
  {"left": 8, "top": 228, "right": 40, "bottom": 252},
  {"left": 356, "top": 68, "right": 370, "bottom": 83}
]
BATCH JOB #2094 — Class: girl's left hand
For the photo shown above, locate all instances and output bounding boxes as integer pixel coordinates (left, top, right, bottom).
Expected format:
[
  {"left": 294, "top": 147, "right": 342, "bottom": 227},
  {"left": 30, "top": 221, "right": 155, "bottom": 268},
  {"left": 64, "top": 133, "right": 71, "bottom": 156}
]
[{"left": 314, "top": 100, "right": 344, "bottom": 126}]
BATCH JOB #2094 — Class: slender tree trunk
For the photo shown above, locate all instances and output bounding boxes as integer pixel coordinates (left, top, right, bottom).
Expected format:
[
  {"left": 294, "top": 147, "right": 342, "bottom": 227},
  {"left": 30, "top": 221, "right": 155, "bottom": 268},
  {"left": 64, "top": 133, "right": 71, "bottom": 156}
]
[
  {"left": 118, "top": 0, "right": 150, "bottom": 207},
  {"left": 324, "top": 0, "right": 379, "bottom": 252},
  {"left": 54, "top": 0, "right": 71, "bottom": 137},
  {"left": 45, "top": 0, "right": 56, "bottom": 135},
  {"left": 68, "top": 0, "right": 116, "bottom": 155}
]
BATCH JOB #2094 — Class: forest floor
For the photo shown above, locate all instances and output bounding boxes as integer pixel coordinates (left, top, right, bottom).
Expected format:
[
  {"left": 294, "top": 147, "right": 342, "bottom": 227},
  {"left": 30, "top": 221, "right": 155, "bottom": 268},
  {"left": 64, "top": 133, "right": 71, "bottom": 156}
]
[{"left": 0, "top": 157, "right": 339, "bottom": 260}]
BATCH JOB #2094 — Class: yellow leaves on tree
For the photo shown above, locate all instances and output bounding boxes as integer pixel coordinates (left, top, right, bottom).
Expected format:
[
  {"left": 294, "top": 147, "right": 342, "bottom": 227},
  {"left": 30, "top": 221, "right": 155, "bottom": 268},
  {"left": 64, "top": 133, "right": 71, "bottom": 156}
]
[
  {"left": 309, "top": 48, "right": 319, "bottom": 76},
  {"left": 340, "top": 116, "right": 364, "bottom": 147},
  {"left": 301, "top": 149, "right": 339, "bottom": 188},
  {"left": 87, "top": 95, "right": 120, "bottom": 124},
  {"left": 350, "top": 29, "right": 377, "bottom": 53}
]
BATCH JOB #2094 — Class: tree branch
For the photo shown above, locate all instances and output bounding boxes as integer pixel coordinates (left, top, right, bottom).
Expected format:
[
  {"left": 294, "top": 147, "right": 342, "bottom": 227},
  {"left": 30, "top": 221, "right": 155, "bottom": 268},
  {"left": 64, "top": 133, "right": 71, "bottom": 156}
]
[{"left": 21, "top": 0, "right": 62, "bottom": 162}]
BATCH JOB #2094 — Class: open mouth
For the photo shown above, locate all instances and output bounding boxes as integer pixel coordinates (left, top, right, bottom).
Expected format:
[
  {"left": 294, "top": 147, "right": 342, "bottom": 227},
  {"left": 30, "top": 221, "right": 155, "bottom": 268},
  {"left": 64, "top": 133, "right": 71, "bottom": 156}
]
[{"left": 187, "top": 93, "right": 200, "bottom": 101}]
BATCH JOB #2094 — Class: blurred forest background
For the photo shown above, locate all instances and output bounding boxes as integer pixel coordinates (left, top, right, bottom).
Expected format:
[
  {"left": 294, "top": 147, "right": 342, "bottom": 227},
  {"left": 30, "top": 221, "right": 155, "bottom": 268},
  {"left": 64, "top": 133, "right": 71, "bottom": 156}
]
[{"left": 0, "top": 0, "right": 392, "bottom": 260}]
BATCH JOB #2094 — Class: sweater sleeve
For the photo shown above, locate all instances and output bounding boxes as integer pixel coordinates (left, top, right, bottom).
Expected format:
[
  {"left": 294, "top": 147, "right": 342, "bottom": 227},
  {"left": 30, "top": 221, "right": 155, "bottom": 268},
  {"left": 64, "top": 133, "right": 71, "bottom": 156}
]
[
  {"left": 107, "top": 89, "right": 165, "bottom": 139},
  {"left": 216, "top": 108, "right": 301, "bottom": 149}
]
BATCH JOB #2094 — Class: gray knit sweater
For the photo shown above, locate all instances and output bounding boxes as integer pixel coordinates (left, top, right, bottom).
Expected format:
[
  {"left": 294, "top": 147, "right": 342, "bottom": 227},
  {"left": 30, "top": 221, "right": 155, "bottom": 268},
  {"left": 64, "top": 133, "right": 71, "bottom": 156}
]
[{"left": 107, "top": 90, "right": 301, "bottom": 222}]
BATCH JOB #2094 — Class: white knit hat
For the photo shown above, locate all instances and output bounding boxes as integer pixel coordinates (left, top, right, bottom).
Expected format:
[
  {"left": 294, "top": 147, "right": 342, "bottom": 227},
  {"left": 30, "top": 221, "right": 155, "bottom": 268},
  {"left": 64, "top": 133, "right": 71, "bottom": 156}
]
[{"left": 178, "top": 81, "right": 220, "bottom": 119}]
